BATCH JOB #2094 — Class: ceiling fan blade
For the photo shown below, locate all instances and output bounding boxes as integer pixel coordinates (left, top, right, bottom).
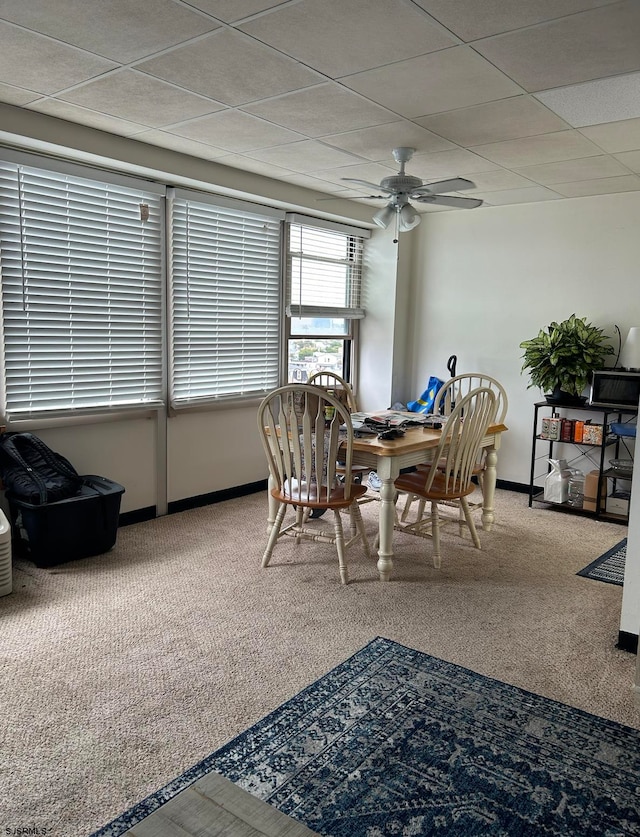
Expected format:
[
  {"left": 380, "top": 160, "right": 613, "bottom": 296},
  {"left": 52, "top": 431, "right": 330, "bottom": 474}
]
[
  {"left": 341, "top": 177, "right": 395, "bottom": 195},
  {"left": 316, "top": 194, "right": 388, "bottom": 201},
  {"left": 411, "top": 177, "right": 477, "bottom": 196},
  {"left": 415, "top": 194, "right": 483, "bottom": 209}
]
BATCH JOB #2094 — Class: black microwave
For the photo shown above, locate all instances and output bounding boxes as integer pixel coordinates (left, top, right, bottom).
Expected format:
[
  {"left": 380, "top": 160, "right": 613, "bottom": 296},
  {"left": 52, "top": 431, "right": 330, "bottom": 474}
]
[{"left": 589, "top": 370, "right": 640, "bottom": 411}]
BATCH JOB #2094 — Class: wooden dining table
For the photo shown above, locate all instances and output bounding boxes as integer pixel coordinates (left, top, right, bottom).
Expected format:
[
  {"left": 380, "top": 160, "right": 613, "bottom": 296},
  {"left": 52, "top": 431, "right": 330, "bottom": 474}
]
[
  {"left": 347, "top": 420, "right": 507, "bottom": 581},
  {"left": 265, "top": 416, "right": 508, "bottom": 582}
]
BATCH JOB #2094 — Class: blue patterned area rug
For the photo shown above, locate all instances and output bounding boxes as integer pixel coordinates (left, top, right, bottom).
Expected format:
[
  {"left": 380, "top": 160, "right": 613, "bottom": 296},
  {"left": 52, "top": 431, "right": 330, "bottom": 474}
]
[
  {"left": 92, "top": 637, "right": 640, "bottom": 837},
  {"left": 577, "top": 538, "right": 626, "bottom": 586}
]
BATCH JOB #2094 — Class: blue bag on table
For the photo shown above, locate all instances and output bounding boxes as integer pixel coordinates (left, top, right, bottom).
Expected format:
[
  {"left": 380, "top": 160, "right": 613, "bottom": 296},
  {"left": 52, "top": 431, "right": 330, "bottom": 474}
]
[{"left": 407, "top": 376, "right": 445, "bottom": 413}]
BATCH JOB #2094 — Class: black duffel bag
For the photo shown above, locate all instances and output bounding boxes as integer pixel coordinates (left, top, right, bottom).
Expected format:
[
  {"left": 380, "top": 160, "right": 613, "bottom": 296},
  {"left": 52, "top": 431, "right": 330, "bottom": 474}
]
[{"left": 0, "top": 431, "right": 83, "bottom": 505}]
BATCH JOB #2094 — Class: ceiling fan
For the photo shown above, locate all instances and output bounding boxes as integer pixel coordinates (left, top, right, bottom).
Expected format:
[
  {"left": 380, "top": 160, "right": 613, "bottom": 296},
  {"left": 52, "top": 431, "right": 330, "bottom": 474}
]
[{"left": 342, "top": 147, "right": 483, "bottom": 233}]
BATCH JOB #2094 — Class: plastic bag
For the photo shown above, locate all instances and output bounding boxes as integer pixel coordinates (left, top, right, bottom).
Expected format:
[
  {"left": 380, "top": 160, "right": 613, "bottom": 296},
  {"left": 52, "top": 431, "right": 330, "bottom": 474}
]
[
  {"left": 407, "top": 376, "right": 445, "bottom": 414},
  {"left": 544, "top": 459, "right": 571, "bottom": 504}
]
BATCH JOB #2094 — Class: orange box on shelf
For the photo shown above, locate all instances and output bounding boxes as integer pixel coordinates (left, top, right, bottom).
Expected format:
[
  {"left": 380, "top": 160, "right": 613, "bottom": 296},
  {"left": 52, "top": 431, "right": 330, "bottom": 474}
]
[{"left": 573, "top": 420, "right": 584, "bottom": 442}]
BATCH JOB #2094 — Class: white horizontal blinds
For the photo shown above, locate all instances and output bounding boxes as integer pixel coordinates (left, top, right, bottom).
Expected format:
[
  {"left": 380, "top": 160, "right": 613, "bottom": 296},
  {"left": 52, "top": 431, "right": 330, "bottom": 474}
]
[
  {"left": 170, "top": 195, "right": 281, "bottom": 406},
  {"left": 0, "top": 160, "right": 164, "bottom": 418},
  {"left": 286, "top": 222, "right": 365, "bottom": 320}
]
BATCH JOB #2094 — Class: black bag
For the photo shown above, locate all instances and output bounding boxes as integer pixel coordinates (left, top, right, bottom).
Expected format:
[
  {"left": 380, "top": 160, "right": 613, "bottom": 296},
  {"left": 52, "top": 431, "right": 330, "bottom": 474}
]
[{"left": 0, "top": 431, "right": 83, "bottom": 505}]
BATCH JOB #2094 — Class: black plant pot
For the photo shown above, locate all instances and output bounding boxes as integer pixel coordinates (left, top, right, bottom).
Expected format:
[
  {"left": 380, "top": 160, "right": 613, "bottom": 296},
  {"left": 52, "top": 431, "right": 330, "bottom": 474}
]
[{"left": 545, "top": 384, "right": 587, "bottom": 406}]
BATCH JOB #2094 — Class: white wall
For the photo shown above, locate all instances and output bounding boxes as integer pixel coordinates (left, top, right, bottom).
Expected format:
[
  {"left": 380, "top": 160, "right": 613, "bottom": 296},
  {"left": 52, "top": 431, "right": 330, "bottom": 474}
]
[
  {"left": 407, "top": 192, "right": 640, "bottom": 644},
  {"left": 620, "top": 396, "right": 640, "bottom": 645},
  {"left": 407, "top": 191, "right": 640, "bottom": 484}
]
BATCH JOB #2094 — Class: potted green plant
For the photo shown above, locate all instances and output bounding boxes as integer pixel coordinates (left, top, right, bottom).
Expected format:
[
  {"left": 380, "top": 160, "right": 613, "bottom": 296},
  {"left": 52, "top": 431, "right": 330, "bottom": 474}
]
[{"left": 520, "top": 314, "right": 615, "bottom": 405}]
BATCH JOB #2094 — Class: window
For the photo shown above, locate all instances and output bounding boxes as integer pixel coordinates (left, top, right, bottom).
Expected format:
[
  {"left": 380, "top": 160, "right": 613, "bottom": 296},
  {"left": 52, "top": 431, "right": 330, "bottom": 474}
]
[
  {"left": 285, "top": 215, "right": 367, "bottom": 384},
  {"left": 169, "top": 189, "right": 283, "bottom": 408},
  {"left": 0, "top": 155, "right": 164, "bottom": 420}
]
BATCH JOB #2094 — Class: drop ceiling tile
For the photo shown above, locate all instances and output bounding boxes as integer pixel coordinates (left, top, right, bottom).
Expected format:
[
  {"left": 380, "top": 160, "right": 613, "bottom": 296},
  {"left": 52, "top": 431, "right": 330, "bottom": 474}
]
[
  {"left": 309, "top": 163, "right": 398, "bottom": 189},
  {"left": 535, "top": 72, "right": 640, "bottom": 128},
  {"left": 169, "top": 110, "right": 305, "bottom": 152},
  {"left": 247, "top": 141, "right": 363, "bottom": 173},
  {"left": 614, "top": 150, "right": 640, "bottom": 172},
  {"left": 136, "top": 29, "right": 321, "bottom": 107},
  {"left": 409, "top": 148, "right": 501, "bottom": 180},
  {"left": 239, "top": 0, "right": 456, "bottom": 77},
  {"left": 26, "top": 99, "right": 149, "bottom": 136},
  {"left": 131, "top": 130, "right": 228, "bottom": 159},
  {"left": 471, "top": 130, "right": 602, "bottom": 168},
  {"left": 411, "top": 0, "right": 618, "bottom": 41},
  {"left": 471, "top": 186, "right": 561, "bottom": 205},
  {"left": 474, "top": 2, "right": 640, "bottom": 92},
  {"left": 340, "top": 46, "right": 523, "bottom": 119},
  {"left": 279, "top": 172, "right": 355, "bottom": 193},
  {"left": 416, "top": 96, "right": 569, "bottom": 147},
  {"left": 0, "top": 22, "right": 117, "bottom": 95},
  {"left": 241, "top": 84, "right": 397, "bottom": 137},
  {"left": 0, "top": 0, "right": 219, "bottom": 63},
  {"left": 552, "top": 175, "right": 640, "bottom": 196},
  {"left": 461, "top": 169, "right": 537, "bottom": 192},
  {"left": 579, "top": 118, "right": 640, "bottom": 153},
  {"left": 322, "top": 122, "right": 455, "bottom": 158},
  {"left": 60, "top": 70, "right": 224, "bottom": 128},
  {"left": 178, "top": 0, "right": 290, "bottom": 24},
  {"left": 514, "top": 155, "right": 629, "bottom": 185},
  {"left": 218, "top": 153, "right": 315, "bottom": 180},
  {"left": 0, "top": 82, "right": 40, "bottom": 107}
]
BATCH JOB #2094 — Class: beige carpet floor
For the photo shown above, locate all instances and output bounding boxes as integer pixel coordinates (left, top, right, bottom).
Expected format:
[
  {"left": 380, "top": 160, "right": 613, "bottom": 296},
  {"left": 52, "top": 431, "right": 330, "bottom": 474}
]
[{"left": 0, "top": 487, "right": 637, "bottom": 837}]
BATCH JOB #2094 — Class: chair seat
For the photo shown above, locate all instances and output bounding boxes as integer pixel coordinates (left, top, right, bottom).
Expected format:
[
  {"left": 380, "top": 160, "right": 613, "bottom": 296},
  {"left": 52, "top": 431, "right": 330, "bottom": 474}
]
[
  {"left": 395, "top": 469, "right": 476, "bottom": 501},
  {"left": 273, "top": 481, "right": 369, "bottom": 509}
]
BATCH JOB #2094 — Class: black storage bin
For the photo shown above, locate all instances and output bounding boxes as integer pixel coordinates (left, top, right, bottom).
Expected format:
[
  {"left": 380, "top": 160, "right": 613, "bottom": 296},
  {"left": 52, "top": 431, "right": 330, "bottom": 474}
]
[{"left": 8, "top": 475, "right": 125, "bottom": 568}]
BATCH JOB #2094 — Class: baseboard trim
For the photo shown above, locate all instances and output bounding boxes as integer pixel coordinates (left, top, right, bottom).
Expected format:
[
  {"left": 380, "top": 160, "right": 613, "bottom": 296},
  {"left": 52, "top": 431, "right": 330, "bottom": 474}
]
[
  {"left": 496, "top": 479, "right": 529, "bottom": 493},
  {"left": 617, "top": 631, "right": 638, "bottom": 654},
  {"left": 121, "top": 479, "right": 530, "bottom": 524},
  {"left": 167, "top": 479, "right": 267, "bottom": 514}
]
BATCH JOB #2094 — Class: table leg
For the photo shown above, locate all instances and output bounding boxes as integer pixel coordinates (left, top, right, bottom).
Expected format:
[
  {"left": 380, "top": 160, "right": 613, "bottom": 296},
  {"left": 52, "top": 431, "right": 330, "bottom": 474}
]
[
  {"left": 482, "top": 446, "right": 497, "bottom": 531},
  {"left": 376, "top": 477, "right": 397, "bottom": 582}
]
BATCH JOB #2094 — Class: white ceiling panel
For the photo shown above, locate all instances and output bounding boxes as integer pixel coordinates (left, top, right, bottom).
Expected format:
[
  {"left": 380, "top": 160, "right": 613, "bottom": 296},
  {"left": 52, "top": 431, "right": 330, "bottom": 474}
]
[
  {"left": 535, "top": 72, "right": 640, "bottom": 127},
  {"left": 579, "top": 118, "right": 640, "bottom": 154},
  {"left": 0, "top": 0, "right": 219, "bottom": 63},
  {"left": 241, "top": 84, "right": 398, "bottom": 137},
  {"left": 411, "top": 0, "right": 619, "bottom": 42},
  {"left": 513, "top": 155, "right": 630, "bottom": 184},
  {"left": 136, "top": 29, "right": 322, "bottom": 106},
  {"left": 474, "top": 2, "right": 640, "bottom": 92},
  {"left": 239, "top": 0, "right": 457, "bottom": 77},
  {"left": 340, "top": 47, "right": 523, "bottom": 118},
  {"left": 169, "top": 110, "right": 305, "bottom": 152},
  {"left": 471, "top": 131, "right": 603, "bottom": 168},
  {"left": 0, "top": 0, "right": 638, "bottom": 209},
  {"left": 59, "top": 70, "right": 224, "bottom": 128}
]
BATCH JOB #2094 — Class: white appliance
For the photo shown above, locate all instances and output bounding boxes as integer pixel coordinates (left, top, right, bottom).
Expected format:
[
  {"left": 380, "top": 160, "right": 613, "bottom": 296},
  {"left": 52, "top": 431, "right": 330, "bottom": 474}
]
[{"left": 0, "top": 508, "right": 12, "bottom": 596}]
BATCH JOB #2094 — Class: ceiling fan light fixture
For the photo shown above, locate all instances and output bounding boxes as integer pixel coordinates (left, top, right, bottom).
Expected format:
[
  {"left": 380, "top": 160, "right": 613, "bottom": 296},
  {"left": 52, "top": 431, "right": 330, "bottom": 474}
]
[
  {"left": 398, "top": 203, "right": 420, "bottom": 232},
  {"left": 373, "top": 204, "right": 396, "bottom": 229}
]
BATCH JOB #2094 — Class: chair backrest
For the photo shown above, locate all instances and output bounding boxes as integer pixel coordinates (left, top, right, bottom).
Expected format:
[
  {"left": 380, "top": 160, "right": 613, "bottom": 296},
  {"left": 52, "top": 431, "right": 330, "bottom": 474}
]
[
  {"left": 257, "top": 384, "right": 357, "bottom": 504},
  {"left": 434, "top": 373, "right": 508, "bottom": 424},
  {"left": 306, "top": 371, "right": 358, "bottom": 413},
  {"left": 423, "top": 387, "right": 497, "bottom": 496}
]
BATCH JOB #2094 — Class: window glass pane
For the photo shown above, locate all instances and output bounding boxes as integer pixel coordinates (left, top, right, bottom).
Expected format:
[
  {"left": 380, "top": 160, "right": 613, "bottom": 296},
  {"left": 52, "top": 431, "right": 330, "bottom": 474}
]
[
  {"left": 290, "top": 316, "right": 348, "bottom": 337},
  {"left": 288, "top": 338, "right": 344, "bottom": 383}
]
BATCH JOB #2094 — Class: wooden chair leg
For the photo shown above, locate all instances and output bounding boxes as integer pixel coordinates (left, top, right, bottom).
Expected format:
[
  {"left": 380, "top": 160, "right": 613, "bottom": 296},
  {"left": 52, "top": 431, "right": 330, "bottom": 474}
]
[
  {"left": 263, "top": 502, "right": 287, "bottom": 567},
  {"left": 430, "top": 500, "right": 441, "bottom": 569},
  {"left": 460, "top": 496, "right": 481, "bottom": 549},
  {"left": 331, "top": 510, "right": 349, "bottom": 585},
  {"left": 351, "top": 501, "right": 371, "bottom": 560}
]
